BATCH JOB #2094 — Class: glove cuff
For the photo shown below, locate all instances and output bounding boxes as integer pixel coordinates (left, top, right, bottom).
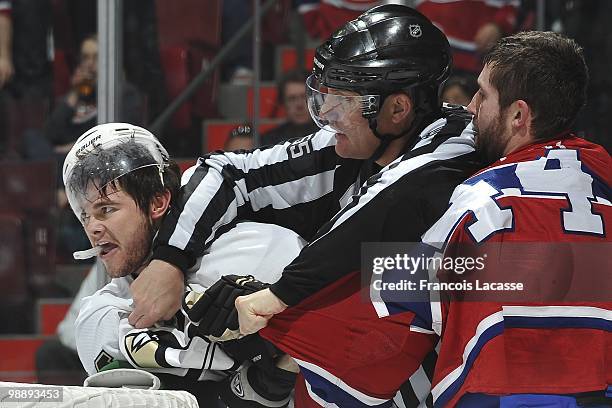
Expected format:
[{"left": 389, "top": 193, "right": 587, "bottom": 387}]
[{"left": 219, "top": 361, "right": 295, "bottom": 408}]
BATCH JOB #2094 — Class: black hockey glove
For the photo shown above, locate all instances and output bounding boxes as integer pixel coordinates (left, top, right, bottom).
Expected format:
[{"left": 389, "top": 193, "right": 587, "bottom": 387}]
[
  {"left": 217, "top": 360, "right": 296, "bottom": 408},
  {"left": 184, "top": 275, "right": 270, "bottom": 338},
  {"left": 222, "top": 334, "right": 280, "bottom": 374}
]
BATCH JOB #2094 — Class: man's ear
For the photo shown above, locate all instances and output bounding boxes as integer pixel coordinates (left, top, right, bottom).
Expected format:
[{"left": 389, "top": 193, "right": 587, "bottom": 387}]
[
  {"left": 511, "top": 99, "right": 532, "bottom": 130},
  {"left": 389, "top": 93, "right": 413, "bottom": 124},
  {"left": 150, "top": 189, "right": 171, "bottom": 221}
]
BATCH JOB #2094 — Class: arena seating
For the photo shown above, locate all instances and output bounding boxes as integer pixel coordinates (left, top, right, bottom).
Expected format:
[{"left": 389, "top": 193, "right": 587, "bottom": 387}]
[
  {"left": 155, "top": 0, "right": 221, "bottom": 49},
  {"left": 156, "top": 0, "right": 222, "bottom": 130},
  {"left": 158, "top": 46, "right": 193, "bottom": 131},
  {"left": 247, "top": 83, "right": 286, "bottom": 119},
  {"left": 0, "top": 298, "right": 72, "bottom": 382},
  {"left": 203, "top": 119, "right": 284, "bottom": 152},
  {"left": 37, "top": 299, "right": 71, "bottom": 336},
  {"left": 0, "top": 337, "right": 47, "bottom": 383},
  {"left": 0, "top": 162, "right": 57, "bottom": 298},
  {"left": 0, "top": 215, "right": 27, "bottom": 302},
  {"left": 276, "top": 46, "right": 315, "bottom": 77}
]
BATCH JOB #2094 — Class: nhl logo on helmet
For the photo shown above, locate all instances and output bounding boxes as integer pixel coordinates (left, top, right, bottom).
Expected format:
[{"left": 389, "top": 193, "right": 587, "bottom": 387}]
[{"left": 409, "top": 24, "right": 422, "bottom": 38}]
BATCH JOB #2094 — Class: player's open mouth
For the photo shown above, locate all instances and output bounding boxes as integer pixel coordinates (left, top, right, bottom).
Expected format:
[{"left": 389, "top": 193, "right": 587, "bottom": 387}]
[{"left": 97, "top": 242, "right": 118, "bottom": 257}]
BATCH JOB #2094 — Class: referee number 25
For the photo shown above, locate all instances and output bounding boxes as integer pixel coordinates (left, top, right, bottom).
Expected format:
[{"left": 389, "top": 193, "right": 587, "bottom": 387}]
[{"left": 288, "top": 135, "right": 314, "bottom": 159}]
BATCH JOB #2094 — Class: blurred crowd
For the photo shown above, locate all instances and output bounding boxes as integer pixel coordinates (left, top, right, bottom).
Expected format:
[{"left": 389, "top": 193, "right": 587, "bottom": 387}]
[{"left": 1, "top": 0, "right": 610, "bottom": 163}]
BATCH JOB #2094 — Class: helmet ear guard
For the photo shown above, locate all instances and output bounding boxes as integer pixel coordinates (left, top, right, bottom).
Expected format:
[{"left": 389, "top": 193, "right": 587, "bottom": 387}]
[{"left": 361, "top": 95, "right": 381, "bottom": 119}]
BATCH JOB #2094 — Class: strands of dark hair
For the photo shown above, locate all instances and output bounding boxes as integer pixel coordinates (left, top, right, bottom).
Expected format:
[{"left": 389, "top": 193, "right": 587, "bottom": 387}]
[
  {"left": 68, "top": 141, "right": 181, "bottom": 213},
  {"left": 483, "top": 31, "right": 588, "bottom": 140}
]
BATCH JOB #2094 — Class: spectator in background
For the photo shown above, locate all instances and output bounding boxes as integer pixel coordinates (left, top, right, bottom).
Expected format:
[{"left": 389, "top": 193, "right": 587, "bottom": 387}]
[
  {"left": 416, "top": 0, "right": 518, "bottom": 74},
  {"left": 225, "top": 123, "right": 255, "bottom": 151},
  {"left": 44, "top": 34, "right": 99, "bottom": 155},
  {"left": 221, "top": 0, "right": 292, "bottom": 84},
  {"left": 23, "top": 34, "right": 142, "bottom": 262},
  {"left": 65, "top": 0, "right": 168, "bottom": 121},
  {"left": 0, "top": 1, "right": 12, "bottom": 88},
  {"left": 43, "top": 35, "right": 142, "bottom": 155},
  {"left": 0, "top": 0, "right": 52, "bottom": 159},
  {"left": 24, "top": 34, "right": 142, "bottom": 173},
  {"left": 65, "top": 0, "right": 167, "bottom": 123},
  {"left": 296, "top": 0, "right": 380, "bottom": 41},
  {"left": 0, "top": 1, "right": 13, "bottom": 157},
  {"left": 261, "top": 69, "right": 317, "bottom": 145},
  {"left": 441, "top": 73, "right": 478, "bottom": 106}
]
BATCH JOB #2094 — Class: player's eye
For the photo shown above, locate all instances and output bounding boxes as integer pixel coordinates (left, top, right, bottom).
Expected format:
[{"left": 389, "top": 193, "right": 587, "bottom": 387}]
[
  {"left": 80, "top": 213, "right": 90, "bottom": 225},
  {"left": 101, "top": 206, "right": 116, "bottom": 215}
]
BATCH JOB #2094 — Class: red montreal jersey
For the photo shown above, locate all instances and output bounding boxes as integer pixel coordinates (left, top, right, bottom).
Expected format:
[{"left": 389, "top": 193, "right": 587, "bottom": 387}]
[
  {"left": 426, "top": 136, "right": 612, "bottom": 407},
  {"left": 261, "top": 135, "right": 611, "bottom": 407}
]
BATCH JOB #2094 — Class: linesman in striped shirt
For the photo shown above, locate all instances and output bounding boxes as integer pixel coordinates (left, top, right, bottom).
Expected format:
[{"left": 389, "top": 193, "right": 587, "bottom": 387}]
[{"left": 130, "top": 5, "right": 483, "bottom": 407}]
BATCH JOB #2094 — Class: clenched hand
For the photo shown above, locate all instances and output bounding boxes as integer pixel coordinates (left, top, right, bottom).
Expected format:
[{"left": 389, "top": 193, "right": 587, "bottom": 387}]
[
  {"left": 129, "top": 259, "right": 184, "bottom": 328},
  {"left": 235, "top": 288, "right": 288, "bottom": 335}
]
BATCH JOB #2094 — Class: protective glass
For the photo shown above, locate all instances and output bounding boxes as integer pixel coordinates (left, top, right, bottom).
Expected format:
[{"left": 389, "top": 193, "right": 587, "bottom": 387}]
[
  {"left": 306, "top": 74, "right": 379, "bottom": 133},
  {"left": 65, "top": 135, "right": 167, "bottom": 223}
]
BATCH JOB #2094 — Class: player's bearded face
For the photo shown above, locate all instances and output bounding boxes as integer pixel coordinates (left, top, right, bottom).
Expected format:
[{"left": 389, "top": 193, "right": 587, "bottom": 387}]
[
  {"left": 80, "top": 184, "right": 155, "bottom": 278},
  {"left": 468, "top": 64, "right": 512, "bottom": 165},
  {"left": 474, "top": 109, "right": 511, "bottom": 165}
]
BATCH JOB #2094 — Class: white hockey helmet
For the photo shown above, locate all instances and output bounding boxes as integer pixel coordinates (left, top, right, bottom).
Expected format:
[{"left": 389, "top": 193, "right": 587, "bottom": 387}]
[{"left": 63, "top": 122, "right": 169, "bottom": 222}]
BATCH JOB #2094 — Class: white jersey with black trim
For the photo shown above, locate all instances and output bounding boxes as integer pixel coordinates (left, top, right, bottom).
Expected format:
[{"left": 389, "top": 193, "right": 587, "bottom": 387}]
[{"left": 75, "top": 222, "right": 306, "bottom": 377}]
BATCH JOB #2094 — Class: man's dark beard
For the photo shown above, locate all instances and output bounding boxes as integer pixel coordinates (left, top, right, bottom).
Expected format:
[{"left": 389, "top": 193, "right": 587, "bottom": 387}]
[
  {"left": 475, "top": 118, "right": 506, "bottom": 166},
  {"left": 113, "top": 218, "right": 156, "bottom": 278}
]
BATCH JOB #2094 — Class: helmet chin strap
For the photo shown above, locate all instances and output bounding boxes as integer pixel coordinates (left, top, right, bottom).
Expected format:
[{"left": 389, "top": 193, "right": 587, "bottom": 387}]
[
  {"left": 357, "top": 108, "right": 430, "bottom": 186},
  {"left": 367, "top": 107, "right": 428, "bottom": 160},
  {"left": 367, "top": 118, "right": 406, "bottom": 163}
]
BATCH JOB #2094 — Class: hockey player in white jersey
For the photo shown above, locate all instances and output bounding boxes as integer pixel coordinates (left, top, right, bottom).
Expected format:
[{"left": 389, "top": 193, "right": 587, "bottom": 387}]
[{"left": 62, "top": 123, "right": 305, "bottom": 405}]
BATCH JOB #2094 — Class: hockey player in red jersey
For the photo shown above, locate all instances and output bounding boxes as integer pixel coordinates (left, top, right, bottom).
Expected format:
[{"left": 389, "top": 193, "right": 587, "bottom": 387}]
[{"left": 411, "top": 31, "right": 611, "bottom": 407}]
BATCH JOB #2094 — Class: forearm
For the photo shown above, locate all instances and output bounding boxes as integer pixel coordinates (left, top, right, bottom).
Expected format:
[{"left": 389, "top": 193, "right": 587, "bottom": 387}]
[
  {"left": 269, "top": 181, "right": 393, "bottom": 305},
  {"left": 269, "top": 153, "right": 475, "bottom": 306}
]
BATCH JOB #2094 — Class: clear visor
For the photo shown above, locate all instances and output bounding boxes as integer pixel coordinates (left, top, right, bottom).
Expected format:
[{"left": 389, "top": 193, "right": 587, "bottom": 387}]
[
  {"left": 65, "top": 137, "right": 166, "bottom": 223},
  {"left": 306, "top": 74, "right": 379, "bottom": 133}
]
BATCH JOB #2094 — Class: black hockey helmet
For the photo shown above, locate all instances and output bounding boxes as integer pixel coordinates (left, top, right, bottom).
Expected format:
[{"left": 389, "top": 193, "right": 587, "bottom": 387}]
[{"left": 309, "top": 4, "right": 451, "bottom": 122}]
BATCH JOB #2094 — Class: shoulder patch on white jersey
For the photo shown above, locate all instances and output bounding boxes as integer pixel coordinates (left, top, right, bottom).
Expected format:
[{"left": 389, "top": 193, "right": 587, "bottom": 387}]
[{"left": 94, "top": 350, "right": 114, "bottom": 372}]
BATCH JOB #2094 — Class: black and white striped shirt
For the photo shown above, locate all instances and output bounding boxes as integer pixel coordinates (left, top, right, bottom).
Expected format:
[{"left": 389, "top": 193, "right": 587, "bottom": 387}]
[{"left": 153, "top": 108, "right": 481, "bottom": 306}]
